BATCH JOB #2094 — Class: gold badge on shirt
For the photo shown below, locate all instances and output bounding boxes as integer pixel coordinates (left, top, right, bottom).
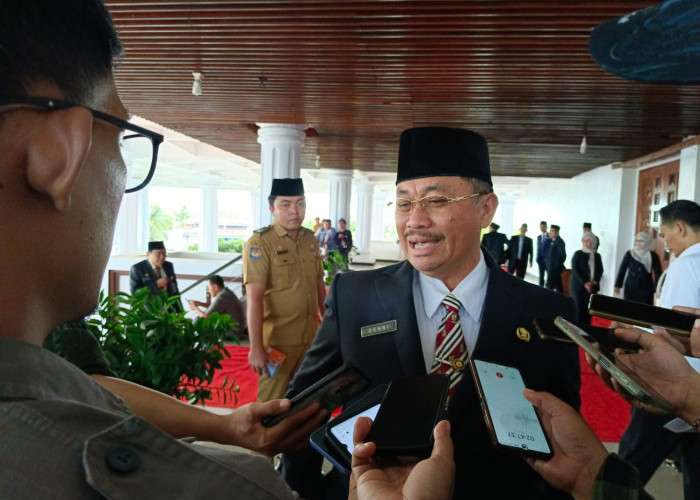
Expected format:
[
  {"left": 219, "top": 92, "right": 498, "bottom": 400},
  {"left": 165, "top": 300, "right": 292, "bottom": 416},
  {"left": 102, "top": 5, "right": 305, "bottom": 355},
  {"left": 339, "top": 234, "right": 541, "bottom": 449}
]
[{"left": 516, "top": 327, "right": 531, "bottom": 342}]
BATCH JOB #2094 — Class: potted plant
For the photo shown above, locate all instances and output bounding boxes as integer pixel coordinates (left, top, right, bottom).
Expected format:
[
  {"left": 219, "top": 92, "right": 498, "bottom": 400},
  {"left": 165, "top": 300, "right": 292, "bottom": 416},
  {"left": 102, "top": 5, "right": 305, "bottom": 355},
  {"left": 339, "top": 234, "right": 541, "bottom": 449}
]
[{"left": 87, "top": 287, "right": 238, "bottom": 405}]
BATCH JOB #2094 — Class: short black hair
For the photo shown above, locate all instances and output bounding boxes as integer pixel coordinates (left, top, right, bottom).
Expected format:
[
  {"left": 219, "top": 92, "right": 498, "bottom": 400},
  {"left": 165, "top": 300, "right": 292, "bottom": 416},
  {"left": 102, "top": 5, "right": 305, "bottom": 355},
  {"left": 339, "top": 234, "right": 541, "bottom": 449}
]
[
  {"left": 0, "top": 0, "right": 122, "bottom": 103},
  {"left": 208, "top": 275, "right": 224, "bottom": 288},
  {"left": 339, "top": 218, "right": 346, "bottom": 223},
  {"left": 659, "top": 200, "right": 700, "bottom": 231}
]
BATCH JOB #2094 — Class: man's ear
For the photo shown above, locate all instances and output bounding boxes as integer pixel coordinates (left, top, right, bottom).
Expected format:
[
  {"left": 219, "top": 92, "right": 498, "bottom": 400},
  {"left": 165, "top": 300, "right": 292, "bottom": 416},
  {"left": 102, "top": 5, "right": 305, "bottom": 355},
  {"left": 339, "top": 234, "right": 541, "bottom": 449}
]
[
  {"left": 479, "top": 192, "right": 499, "bottom": 228},
  {"left": 676, "top": 220, "right": 688, "bottom": 238},
  {"left": 26, "top": 106, "right": 93, "bottom": 211}
]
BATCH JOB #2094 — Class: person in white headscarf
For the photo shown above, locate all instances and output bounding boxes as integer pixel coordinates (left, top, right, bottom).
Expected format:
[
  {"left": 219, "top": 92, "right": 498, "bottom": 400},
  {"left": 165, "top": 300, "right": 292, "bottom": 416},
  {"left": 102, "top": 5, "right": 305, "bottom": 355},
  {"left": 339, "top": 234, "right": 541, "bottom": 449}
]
[
  {"left": 614, "top": 232, "right": 663, "bottom": 305},
  {"left": 570, "top": 231, "right": 603, "bottom": 325}
]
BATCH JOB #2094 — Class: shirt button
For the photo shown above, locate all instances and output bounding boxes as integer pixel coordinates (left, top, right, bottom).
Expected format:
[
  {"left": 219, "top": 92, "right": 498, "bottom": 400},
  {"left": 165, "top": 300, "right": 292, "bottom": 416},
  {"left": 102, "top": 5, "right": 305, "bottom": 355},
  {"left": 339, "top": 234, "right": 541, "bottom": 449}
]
[{"left": 106, "top": 444, "right": 141, "bottom": 473}]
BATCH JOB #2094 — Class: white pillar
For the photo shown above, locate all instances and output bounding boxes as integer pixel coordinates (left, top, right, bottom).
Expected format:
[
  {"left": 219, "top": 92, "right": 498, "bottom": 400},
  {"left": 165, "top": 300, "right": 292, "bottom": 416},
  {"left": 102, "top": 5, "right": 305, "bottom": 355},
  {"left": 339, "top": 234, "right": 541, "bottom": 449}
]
[
  {"left": 251, "top": 190, "right": 262, "bottom": 230},
  {"left": 199, "top": 175, "right": 220, "bottom": 253},
  {"left": 371, "top": 192, "right": 387, "bottom": 240},
  {"left": 115, "top": 191, "right": 141, "bottom": 254},
  {"left": 257, "top": 123, "right": 307, "bottom": 227},
  {"left": 679, "top": 145, "right": 700, "bottom": 202},
  {"left": 328, "top": 169, "right": 353, "bottom": 227},
  {"left": 137, "top": 188, "right": 150, "bottom": 250},
  {"left": 353, "top": 180, "right": 376, "bottom": 264}
]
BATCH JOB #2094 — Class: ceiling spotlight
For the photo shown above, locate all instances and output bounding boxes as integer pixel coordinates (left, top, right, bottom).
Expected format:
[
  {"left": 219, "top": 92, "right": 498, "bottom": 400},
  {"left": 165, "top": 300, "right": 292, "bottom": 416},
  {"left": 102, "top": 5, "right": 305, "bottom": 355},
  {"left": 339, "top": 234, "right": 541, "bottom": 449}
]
[
  {"left": 580, "top": 136, "right": 587, "bottom": 154},
  {"left": 192, "top": 72, "right": 203, "bottom": 96}
]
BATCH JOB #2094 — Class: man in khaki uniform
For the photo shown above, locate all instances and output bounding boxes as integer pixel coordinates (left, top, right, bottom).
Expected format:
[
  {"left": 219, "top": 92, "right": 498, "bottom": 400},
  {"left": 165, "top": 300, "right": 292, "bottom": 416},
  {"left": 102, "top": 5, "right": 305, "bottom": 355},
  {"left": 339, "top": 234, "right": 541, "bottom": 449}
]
[{"left": 243, "top": 178, "right": 326, "bottom": 402}]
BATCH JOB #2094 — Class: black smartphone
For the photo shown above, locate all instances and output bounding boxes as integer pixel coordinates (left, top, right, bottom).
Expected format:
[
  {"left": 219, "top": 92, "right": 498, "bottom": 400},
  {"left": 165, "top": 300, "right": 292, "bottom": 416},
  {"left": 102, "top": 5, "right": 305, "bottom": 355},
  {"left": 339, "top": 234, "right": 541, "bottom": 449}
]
[
  {"left": 311, "top": 384, "right": 388, "bottom": 475},
  {"left": 533, "top": 317, "right": 640, "bottom": 353},
  {"left": 365, "top": 375, "right": 449, "bottom": 464},
  {"left": 469, "top": 358, "right": 553, "bottom": 459},
  {"left": 588, "top": 294, "right": 696, "bottom": 337},
  {"left": 262, "top": 365, "right": 371, "bottom": 427},
  {"left": 554, "top": 316, "right": 673, "bottom": 413}
]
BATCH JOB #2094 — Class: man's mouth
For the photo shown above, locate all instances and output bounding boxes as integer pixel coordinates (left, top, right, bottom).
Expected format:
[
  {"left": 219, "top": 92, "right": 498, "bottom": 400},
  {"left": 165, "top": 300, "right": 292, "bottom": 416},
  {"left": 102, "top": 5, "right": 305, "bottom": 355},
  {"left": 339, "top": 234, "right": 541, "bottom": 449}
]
[{"left": 406, "top": 232, "right": 442, "bottom": 249}]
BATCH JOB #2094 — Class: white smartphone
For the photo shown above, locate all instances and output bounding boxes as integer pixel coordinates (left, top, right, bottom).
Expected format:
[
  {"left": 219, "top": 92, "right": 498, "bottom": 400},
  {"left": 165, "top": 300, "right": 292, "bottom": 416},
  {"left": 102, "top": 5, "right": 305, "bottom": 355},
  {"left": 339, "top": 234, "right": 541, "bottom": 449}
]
[{"left": 469, "top": 359, "right": 552, "bottom": 459}]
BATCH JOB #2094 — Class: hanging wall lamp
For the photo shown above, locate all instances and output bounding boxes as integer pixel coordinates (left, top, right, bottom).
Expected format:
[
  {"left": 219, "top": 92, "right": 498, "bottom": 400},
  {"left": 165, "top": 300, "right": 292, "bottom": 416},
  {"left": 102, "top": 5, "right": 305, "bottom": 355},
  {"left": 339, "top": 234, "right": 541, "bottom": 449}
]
[{"left": 192, "top": 72, "right": 203, "bottom": 96}]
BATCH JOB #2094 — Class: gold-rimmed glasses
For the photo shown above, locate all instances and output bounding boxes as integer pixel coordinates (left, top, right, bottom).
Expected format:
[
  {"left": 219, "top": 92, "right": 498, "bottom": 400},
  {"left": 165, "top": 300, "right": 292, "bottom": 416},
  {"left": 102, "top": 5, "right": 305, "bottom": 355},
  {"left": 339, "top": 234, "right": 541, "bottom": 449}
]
[{"left": 395, "top": 193, "right": 485, "bottom": 215}]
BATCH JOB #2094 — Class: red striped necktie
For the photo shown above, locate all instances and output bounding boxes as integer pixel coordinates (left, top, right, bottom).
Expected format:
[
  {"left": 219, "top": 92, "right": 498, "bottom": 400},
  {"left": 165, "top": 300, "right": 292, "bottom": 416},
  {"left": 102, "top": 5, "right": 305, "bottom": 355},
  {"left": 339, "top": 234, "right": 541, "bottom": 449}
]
[{"left": 430, "top": 294, "right": 468, "bottom": 402}]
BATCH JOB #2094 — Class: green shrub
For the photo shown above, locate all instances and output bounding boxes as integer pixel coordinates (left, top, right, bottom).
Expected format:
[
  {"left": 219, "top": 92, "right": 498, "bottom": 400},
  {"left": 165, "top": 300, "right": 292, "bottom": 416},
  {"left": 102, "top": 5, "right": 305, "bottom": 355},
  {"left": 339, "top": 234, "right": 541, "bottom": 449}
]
[{"left": 87, "top": 288, "right": 238, "bottom": 405}]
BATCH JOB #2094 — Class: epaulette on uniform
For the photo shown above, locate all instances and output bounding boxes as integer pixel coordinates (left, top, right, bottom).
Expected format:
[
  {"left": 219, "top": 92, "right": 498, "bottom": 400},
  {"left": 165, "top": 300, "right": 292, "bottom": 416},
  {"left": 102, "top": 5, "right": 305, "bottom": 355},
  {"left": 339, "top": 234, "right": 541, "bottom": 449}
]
[{"left": 253, "top": 225, "right": 272, "bottom": 234}]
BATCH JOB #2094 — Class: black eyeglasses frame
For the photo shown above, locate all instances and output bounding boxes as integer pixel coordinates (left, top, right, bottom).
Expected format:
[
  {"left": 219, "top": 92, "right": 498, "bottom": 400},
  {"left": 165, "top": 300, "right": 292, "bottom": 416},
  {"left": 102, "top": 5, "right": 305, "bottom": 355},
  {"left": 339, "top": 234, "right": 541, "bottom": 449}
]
[{"left": 0, "top": 95, "right": 164, "bottom": 193}]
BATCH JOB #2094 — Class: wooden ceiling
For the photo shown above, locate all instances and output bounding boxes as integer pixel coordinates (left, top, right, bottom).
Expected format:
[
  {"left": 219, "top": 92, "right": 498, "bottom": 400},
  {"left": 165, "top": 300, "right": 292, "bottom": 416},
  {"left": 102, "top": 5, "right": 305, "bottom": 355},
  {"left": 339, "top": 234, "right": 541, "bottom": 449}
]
[{"left": 105, "top": 1, "right": 700, "bottom": 180}]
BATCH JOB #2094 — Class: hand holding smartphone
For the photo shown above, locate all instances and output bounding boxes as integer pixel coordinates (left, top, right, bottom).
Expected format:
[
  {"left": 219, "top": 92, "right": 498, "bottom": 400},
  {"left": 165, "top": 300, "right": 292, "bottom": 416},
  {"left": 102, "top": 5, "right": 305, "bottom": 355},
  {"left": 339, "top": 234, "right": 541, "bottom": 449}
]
[
  {"left": 533, "top": 317, "right": 640, "bottom": 353},
  {"left": 553, "top": 316, "right": 673, "bottom": 413},
  {"left": 365, "top": 375, "right": 449, "bottom": 464},
  {"left": 469, "top": 359, "right": 552, "bottom": 459},
  {"left": 310, "top": 384, "right": 388, "bottom": 475},
  {"left": 262, "top": 365, "right": 371, "bottom": 427}
]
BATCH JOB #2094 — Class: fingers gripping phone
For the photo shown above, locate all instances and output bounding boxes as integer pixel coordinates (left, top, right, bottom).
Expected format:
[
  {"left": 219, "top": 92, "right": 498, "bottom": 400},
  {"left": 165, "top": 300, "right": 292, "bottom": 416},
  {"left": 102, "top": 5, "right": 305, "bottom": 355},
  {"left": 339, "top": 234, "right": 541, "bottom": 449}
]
[
  {"left": 262, "top": 365, "right": 371, "bottom": 427},
  {"left": 310, "top": 384, "right": 388, "bottom": 475},
  {"left": 469, "top": 359, "right": 552, "bottom": 459},
  {"left": 533, "top": 317, "right": 640, "bottom": 353},
  {"left": 554, "top": 316, "right": 673, "bottom": 413},
  {"left": 365, "top": 375, "right": 449, "bottom": 463}
]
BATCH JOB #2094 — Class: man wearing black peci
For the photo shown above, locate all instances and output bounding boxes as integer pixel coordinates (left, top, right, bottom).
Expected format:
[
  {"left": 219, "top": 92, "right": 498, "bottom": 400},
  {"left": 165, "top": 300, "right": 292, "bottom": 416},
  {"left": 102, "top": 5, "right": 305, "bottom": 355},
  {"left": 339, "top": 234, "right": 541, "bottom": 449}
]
[
  {"left": 281, "top": 126, "right": 580, "bottom": 500},
  {"left": 130, "top": 240, "right": 182, "bottom": 311}
]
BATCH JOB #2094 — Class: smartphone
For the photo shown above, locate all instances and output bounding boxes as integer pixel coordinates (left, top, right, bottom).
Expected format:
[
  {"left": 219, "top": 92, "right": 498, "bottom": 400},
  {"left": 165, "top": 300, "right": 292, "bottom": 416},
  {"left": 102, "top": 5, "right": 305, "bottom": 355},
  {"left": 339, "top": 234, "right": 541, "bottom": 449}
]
[
  {"left": 533, "top": 317, "right": 640, "bottom": 353},
  {"left": 588, "top": 294, "right": 696, "bottom": 337},
  {"left": 469, "top": 359, "right": 552, "bottom": 459},
  {"left": 262, "top": 365, "right": 371, "bottom": 427},
  {"left": 554, "top": 316, "right": 673, "bottom": 413},
  {"left": 310, "top": 384, "right": 388, "bottom": 475},
  {"left": 365, "top": 375, "right": 449, "bottom": 463}
]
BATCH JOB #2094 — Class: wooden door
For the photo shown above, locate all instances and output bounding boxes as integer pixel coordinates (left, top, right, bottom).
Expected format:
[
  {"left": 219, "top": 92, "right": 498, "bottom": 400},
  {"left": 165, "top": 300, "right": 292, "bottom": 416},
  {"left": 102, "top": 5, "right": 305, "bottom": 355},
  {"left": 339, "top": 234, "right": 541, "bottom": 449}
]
[{"left": 636, "top": 161, "right": 679, "bottom": 271}]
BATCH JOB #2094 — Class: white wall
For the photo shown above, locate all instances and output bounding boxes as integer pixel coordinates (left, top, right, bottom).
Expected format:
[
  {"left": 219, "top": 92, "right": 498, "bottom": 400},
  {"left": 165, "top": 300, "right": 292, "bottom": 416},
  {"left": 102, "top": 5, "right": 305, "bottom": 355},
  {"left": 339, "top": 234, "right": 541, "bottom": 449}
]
[{"left": 494, "top": 165, "right": 626, "bottom": 294}]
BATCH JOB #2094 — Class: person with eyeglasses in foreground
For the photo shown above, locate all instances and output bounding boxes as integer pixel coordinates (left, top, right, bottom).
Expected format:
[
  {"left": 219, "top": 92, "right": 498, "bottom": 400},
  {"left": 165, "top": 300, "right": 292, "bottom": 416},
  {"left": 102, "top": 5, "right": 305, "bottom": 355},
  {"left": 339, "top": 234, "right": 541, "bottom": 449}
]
[
  {"left": 280, "top": 126, "right": 581, "bottom": 500},
  {"left": 0, "top": 1, "right": 455, "bottom": 498},
  {"left": 523, "top": 307, "right": 700, "bottom": 500}
]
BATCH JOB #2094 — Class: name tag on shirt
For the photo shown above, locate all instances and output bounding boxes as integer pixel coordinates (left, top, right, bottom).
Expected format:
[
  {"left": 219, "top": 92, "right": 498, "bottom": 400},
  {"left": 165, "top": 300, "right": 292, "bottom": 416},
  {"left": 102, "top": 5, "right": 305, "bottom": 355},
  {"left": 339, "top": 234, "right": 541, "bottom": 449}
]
[{"left": 360, "top": 320, "right": 397, "bottom": 338}]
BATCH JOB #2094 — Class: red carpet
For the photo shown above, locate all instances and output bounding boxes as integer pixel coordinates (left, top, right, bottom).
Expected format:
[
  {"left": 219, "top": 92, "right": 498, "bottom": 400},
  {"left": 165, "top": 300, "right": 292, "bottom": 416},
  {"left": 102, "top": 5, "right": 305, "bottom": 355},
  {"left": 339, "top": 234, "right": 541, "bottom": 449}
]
[{"left": 201, "top": 339, "right": 631, "bottom": 443}]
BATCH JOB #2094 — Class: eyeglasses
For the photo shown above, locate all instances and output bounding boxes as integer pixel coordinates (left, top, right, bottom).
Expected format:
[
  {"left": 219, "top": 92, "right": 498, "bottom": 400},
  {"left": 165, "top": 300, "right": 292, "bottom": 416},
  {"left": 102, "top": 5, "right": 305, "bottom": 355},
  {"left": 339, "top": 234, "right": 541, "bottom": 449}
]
[
  {"left": 395, "top": 192, "right": 485, "bottom": 215},
  {"left": 0, "top": 96, "right": 164, "bottom": 193}
]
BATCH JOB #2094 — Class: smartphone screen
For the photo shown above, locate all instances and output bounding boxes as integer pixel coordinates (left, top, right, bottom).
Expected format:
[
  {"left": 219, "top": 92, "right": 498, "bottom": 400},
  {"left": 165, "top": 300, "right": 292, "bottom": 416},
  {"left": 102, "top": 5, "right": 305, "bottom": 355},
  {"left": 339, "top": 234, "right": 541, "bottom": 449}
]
[
  {"left": 470, "top": 359, "right": 552, "bottom": 459},
  {"left": 328, "top": 403, "right": 381, "bottom": 455}
]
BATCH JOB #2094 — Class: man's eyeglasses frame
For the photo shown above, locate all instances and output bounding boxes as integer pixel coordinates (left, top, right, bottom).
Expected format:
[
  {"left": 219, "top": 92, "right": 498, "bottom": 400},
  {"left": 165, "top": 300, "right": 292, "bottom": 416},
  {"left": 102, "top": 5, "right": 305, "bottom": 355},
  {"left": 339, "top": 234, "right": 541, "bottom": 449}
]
[
  {"left": 0, "top": 96, "right": 163, "bottom": 193},
  {"left": 395, "top": 192, "right": 489, "bottom": 215}
]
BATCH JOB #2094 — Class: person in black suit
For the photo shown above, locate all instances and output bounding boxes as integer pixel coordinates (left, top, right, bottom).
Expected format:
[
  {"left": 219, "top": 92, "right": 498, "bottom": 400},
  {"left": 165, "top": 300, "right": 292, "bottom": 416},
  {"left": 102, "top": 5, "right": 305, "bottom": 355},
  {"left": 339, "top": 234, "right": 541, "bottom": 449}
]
[
  {"left": 569, "top": 232, "right": 603, "bottom": 325},
  {"left": 130, "top": 241, "right": 182, "bottom": 311},
  {"left": 536, "top": 220, "right": 551, "bottom": 286},
  {"left": 481, "top": 222, "right": 508, "bottom": 266},
  {"left": 507, "top": 223, "right": 534, "bottom": 278},
  {"left": 545, "top": 225, "right": 566, "bottom": 293},
  {"left": 280, "top": 127, "right": 580, "bottom": 500}
]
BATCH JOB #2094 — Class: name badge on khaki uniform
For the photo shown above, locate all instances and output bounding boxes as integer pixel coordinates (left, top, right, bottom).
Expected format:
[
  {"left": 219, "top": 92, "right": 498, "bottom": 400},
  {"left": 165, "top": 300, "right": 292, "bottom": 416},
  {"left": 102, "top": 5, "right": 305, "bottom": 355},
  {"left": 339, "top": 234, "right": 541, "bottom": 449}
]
[{"left": 361, "top": 320, "right": 398, "bottom": 338}]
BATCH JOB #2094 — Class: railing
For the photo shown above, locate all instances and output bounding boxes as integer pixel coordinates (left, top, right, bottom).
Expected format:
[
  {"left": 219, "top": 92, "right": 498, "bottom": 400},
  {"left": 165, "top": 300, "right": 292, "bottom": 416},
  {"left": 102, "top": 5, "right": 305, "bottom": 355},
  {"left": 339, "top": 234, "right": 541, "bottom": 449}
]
[{"left": 179, "top": 254, "right": 243, "bottom": 295}]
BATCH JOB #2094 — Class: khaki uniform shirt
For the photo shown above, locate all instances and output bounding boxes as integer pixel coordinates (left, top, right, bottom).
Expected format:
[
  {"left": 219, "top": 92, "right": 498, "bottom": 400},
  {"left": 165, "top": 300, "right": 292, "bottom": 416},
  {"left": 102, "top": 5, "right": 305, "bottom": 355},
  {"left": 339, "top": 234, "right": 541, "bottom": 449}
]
[
  {"left": 0, "top": 336, "right": 297, "bottom": 499},
  {"left": 243, "top": 223, "right": 324, "bottom": 347}
]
